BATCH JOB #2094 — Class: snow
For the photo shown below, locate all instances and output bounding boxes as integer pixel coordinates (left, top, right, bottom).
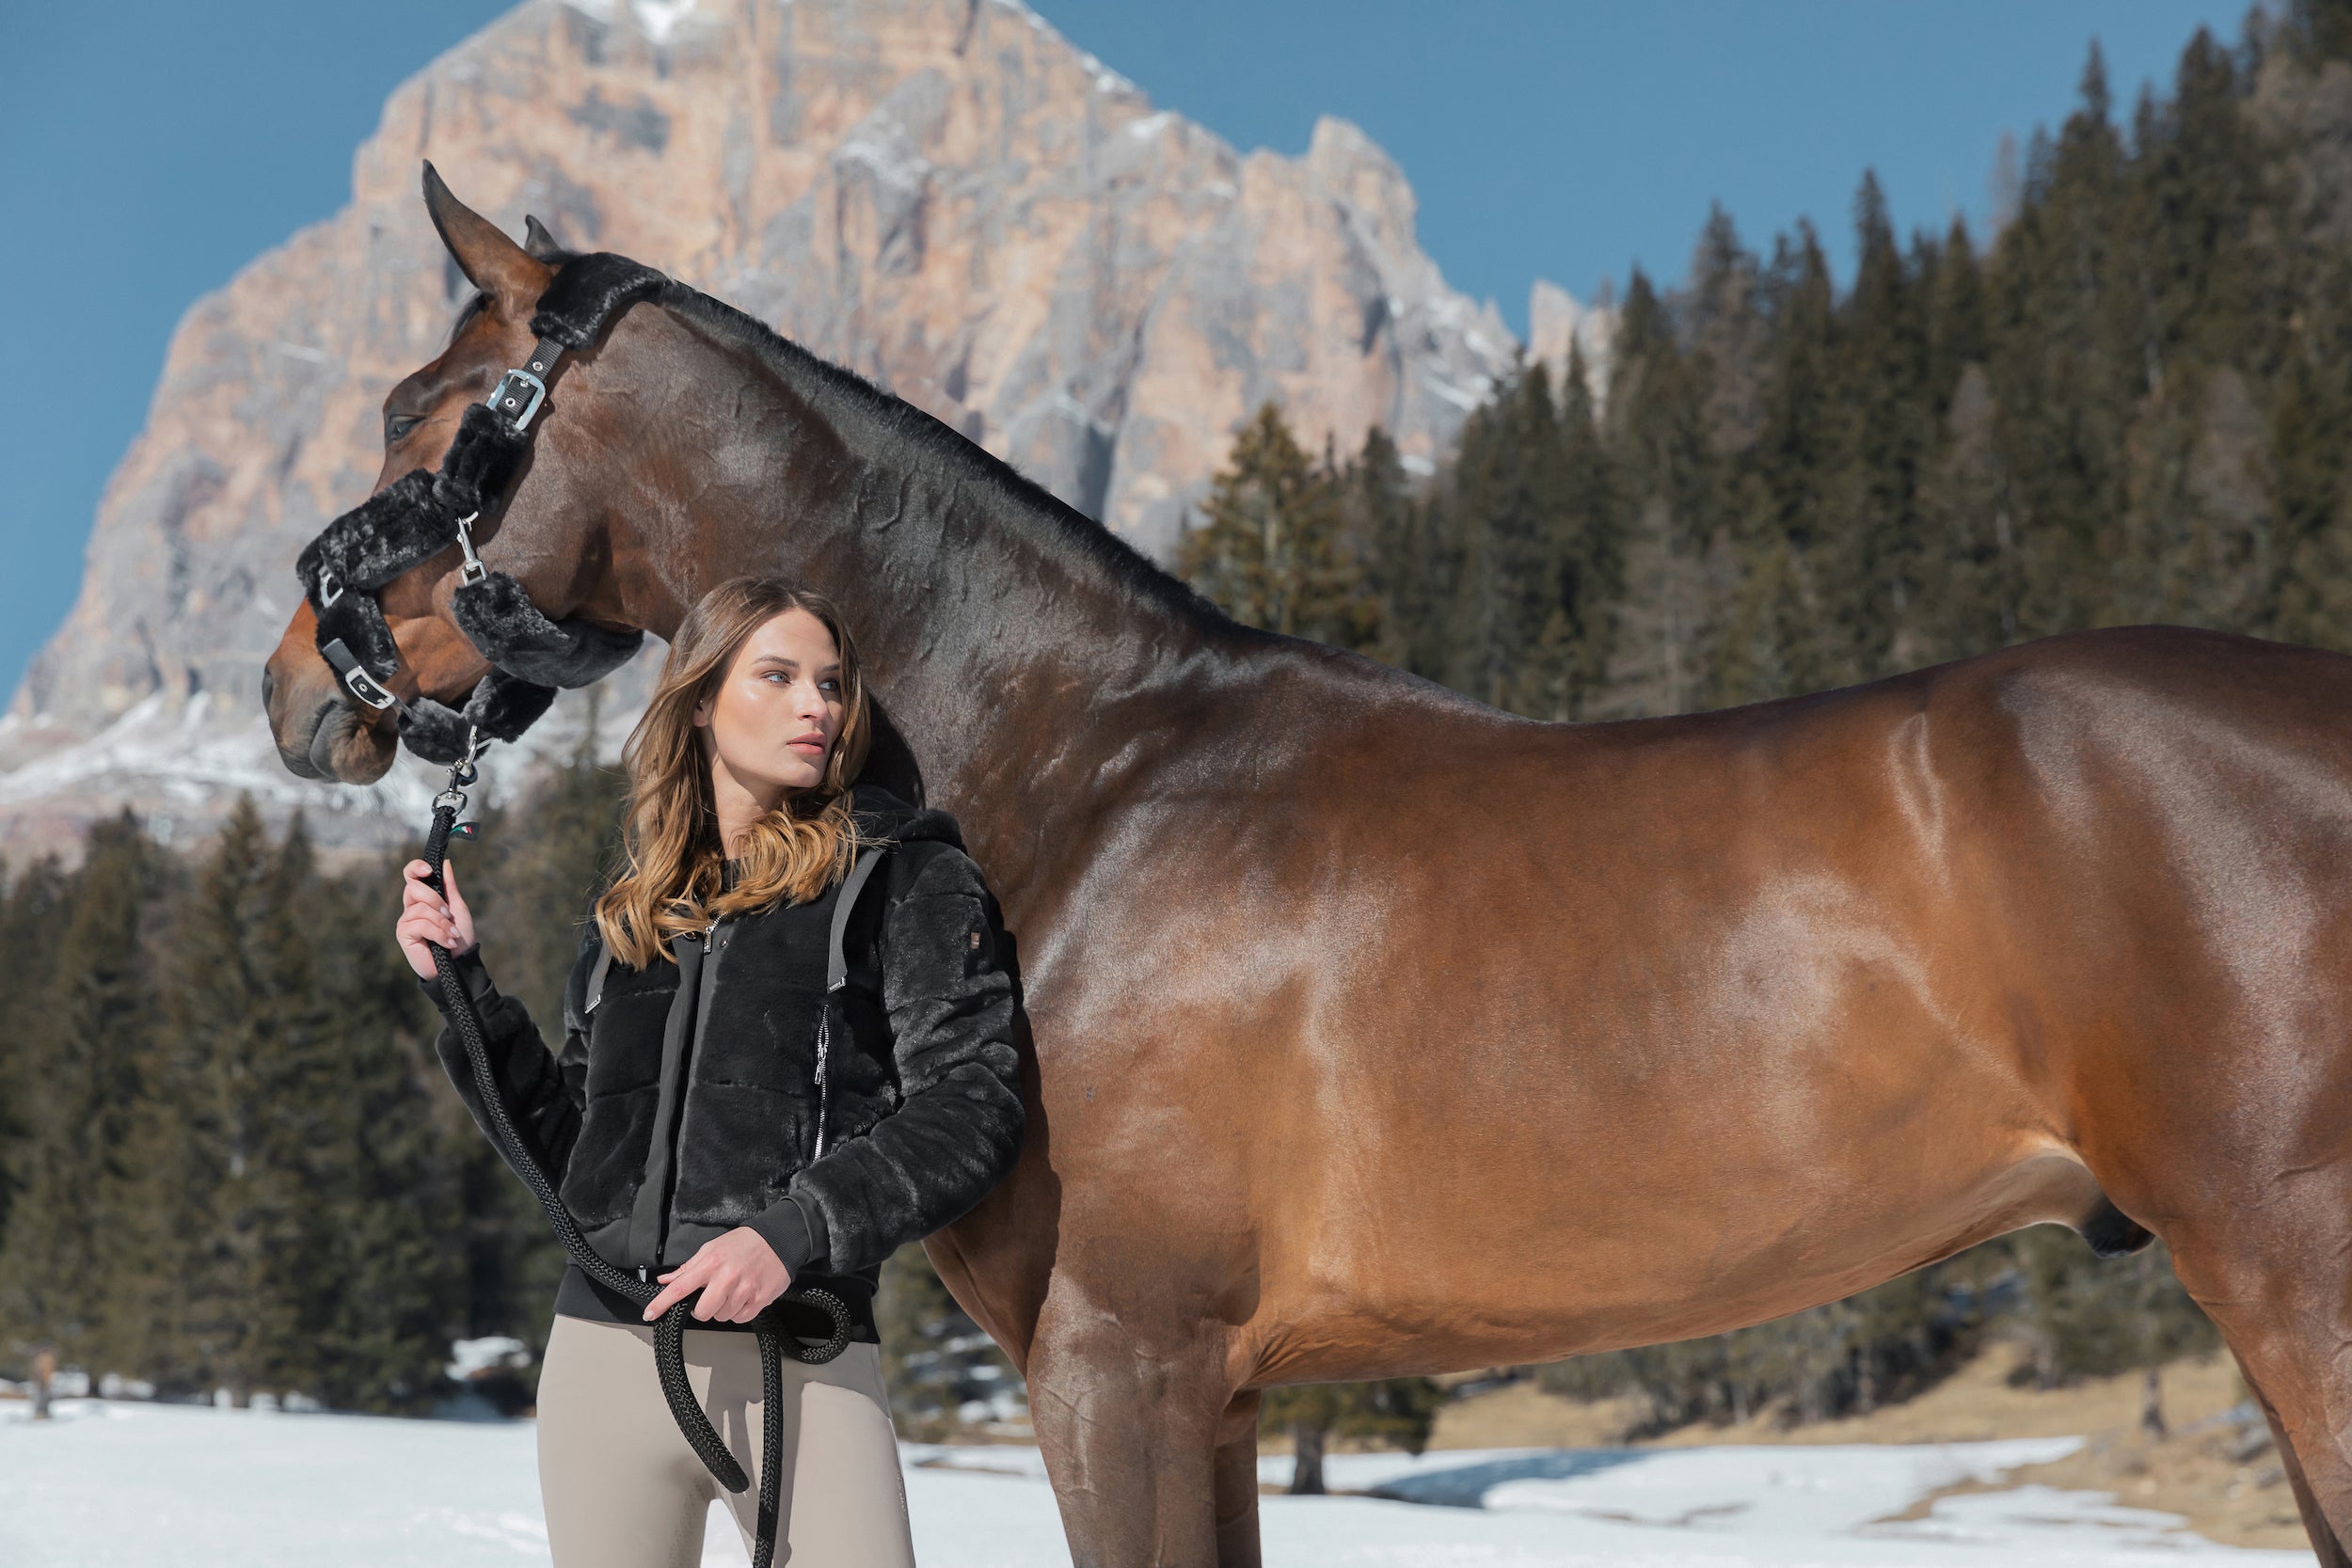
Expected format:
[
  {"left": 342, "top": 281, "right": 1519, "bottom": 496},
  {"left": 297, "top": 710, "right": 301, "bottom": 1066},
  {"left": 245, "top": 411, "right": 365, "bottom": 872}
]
[
  {"left": 629, "top": 0, "right": 700, "bottom": 45},
  {"left": 446, "top": 1338, "right": 532, "bottom": 1382},
  {"left": 0, "top": 694, "right": 436, "bottom": 820},
  {"left": 553, "top": 0, "right": 703, "bottom": 46},
  {"left": 0, "top": 1400, "right": 2312, "bottom": 1566},
  {"left": 834, "top": 132, "right": 934, "bottom": 196}
]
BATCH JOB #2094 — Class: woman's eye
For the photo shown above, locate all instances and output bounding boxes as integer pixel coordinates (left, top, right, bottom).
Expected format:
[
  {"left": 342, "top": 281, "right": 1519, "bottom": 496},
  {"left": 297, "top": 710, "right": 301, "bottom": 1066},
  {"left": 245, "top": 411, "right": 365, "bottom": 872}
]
[{"left": 385, "top": 412, "right": 424, "bottom": 445}]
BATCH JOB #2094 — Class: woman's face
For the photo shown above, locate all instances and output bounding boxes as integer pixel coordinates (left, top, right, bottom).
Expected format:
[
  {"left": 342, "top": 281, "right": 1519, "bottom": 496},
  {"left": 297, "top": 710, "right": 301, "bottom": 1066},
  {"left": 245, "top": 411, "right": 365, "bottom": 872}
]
[{"left": 692, "top": 607, "right": 846, "bottom": 800}]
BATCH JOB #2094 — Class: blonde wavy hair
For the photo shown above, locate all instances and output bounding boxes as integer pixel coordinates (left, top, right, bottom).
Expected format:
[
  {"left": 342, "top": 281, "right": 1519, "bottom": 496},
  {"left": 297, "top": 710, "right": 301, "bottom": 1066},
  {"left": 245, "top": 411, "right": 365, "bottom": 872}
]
[{"left": 593, "top": 577, "right": 875, "bottom": 968}]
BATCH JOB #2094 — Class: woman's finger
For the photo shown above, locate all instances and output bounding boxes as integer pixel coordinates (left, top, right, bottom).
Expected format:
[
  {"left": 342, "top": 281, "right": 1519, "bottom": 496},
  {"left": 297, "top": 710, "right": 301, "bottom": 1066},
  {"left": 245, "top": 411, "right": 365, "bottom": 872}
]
[
  {"left": 643, "top": 1258, "right": 708, "bottom": 1321},
  {"left": 407, "top": 895, "right": 453, "bottom": 930}
]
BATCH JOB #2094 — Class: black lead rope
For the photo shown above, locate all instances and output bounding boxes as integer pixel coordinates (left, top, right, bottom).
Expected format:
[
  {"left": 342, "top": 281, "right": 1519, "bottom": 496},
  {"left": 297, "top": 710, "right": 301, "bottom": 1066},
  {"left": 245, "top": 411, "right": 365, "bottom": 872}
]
[{"left": 421, "top": 736, "right": 850, "bottom": 1568}]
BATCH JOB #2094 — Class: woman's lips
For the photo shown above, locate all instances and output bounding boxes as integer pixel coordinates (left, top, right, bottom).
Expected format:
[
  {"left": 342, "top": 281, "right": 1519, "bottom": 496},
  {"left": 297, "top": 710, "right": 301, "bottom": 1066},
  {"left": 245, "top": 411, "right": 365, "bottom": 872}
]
[{"left": 787, "top": 733, "right": 827, "bottom": 756}]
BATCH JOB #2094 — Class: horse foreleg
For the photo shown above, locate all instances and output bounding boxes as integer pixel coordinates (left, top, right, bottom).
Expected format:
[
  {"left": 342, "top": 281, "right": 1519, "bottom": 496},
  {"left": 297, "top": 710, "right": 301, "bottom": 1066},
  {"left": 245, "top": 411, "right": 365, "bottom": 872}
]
[
  {"left": 1026, "top": 1284, "right": 1235, "bottom": 1568},
  {"left": 1213, "top": 1391, "right": 1263, "bottom": 1568}
]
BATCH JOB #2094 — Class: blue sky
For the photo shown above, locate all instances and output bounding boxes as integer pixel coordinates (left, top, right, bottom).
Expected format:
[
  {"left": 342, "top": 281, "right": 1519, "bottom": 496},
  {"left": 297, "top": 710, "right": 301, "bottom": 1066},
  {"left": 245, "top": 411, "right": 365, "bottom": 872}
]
[{"left": 0, "top": 0, "right": 2246, "bottom": 708}]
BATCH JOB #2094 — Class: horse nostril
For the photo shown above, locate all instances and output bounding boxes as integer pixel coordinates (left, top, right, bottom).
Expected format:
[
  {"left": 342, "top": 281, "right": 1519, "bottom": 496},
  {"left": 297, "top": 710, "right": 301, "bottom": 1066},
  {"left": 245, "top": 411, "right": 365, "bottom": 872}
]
[{"left": 261, "top": 664, "right": 277, "bottom": 713}]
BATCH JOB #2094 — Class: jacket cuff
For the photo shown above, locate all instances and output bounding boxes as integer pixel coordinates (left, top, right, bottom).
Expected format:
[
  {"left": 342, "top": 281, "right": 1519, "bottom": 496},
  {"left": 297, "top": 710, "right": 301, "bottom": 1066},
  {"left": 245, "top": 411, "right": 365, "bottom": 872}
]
[
  {"left": 417, "top": 946, "right": 499, "bottom": 1011},
  {"left": 746, "top": 1193, "right": 828, "bottom": 1276}
]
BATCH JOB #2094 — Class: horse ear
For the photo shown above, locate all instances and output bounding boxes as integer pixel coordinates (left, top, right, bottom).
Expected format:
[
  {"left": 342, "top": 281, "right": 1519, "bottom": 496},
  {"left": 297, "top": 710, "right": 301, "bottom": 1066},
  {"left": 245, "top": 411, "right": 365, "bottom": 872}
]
[
  {"left": 421, "top": 161, "right": 548, "bottom": 312},
  {"left": 521, "top": 214, "right": 570, "bottom": 262}
]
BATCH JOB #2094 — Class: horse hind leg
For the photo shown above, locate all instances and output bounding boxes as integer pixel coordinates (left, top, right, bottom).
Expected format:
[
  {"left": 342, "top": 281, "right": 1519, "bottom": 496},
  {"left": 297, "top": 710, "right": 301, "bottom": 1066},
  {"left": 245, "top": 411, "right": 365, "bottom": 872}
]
[
  {"left": 2167, "top": 1208, "right": 2352, "bottom": 1565},
  {"left": 2239, "top": 1357, "right": 2352, "bottom": 1568}
]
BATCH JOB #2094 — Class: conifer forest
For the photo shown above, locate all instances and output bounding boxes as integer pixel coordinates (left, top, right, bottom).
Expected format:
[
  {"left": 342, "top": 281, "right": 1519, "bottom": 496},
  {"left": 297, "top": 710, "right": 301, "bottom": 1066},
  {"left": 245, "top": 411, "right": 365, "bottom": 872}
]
[{"left": 7, "top": 3, "right": 2352, "bottom": 1439}]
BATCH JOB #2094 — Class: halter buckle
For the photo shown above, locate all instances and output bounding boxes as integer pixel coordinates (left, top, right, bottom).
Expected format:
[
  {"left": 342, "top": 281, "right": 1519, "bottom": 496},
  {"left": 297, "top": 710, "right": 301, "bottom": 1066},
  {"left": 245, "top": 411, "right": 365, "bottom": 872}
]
[
  {"left": 486, "top": 368, "right": 548, "bottom": 433},
  {"left": 349, "top": 666, "right": 398, "bottom": 709},
  {"left": 341, "top": 665, "right": 396, "bottom": 710},
  {"left": 319, "top": 637, "right": 398, "bottom": 711}
]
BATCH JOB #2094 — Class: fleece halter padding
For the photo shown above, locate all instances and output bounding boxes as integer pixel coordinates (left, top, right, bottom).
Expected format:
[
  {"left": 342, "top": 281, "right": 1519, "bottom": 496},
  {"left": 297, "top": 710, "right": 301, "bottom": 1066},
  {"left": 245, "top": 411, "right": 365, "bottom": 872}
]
[
  {"left": 450, "top": 570, "right": 646, "bottom": 689},
  {"left": 294, "top": 251, "right": 665, "bottom": 759},
  {"left": 394, "top": 668, "right": 561, "bottom": 766}
]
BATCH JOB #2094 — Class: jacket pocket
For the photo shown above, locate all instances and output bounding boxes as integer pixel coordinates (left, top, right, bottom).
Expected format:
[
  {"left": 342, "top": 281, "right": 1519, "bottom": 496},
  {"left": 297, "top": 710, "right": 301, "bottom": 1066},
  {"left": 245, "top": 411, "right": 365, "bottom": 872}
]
[
  {"left": 670, "top": 1082, "right": 817, "bottom": 1227},
  {"left": 562, "top": 1083, "right": 660, "bottom": 1227}
]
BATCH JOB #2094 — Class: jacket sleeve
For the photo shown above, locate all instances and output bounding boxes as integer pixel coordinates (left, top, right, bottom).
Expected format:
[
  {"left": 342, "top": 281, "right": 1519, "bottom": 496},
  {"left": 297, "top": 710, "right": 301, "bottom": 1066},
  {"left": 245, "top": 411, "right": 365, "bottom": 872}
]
[
  {"left": 771, "top": 844, "right": 1026, "bottom": 1276},
  {"left": 421, "top": 937, "right": 592, "bottom": 1188}
]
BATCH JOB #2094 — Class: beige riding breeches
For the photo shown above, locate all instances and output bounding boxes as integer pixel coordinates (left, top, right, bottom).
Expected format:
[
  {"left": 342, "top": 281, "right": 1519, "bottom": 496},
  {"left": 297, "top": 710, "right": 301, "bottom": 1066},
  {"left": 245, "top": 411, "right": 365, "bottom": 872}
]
[{"left": 535, "top": 1313, "right": 915, "bottom": 1567}]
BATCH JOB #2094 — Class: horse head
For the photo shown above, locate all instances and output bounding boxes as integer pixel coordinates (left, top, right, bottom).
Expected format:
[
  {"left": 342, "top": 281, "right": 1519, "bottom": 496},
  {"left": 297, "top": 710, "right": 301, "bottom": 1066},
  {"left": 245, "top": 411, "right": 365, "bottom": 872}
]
[{"left": 262, "top": 166, "right": 676, "bottom": 784}]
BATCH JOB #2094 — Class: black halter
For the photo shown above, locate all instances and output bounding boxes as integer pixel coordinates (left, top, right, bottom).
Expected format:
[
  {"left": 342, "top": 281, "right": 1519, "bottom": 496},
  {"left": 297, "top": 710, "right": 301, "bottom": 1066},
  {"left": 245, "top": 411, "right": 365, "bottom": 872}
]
[{"left": 294, "top": 252, "right": 668, "bottom": 764}]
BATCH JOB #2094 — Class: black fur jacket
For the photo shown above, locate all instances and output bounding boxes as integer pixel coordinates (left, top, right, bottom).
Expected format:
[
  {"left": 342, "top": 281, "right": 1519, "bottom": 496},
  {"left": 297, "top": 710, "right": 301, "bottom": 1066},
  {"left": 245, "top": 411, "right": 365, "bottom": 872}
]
[{"left": 422, "top": 786, "right": 1025, "bottom": 1325}]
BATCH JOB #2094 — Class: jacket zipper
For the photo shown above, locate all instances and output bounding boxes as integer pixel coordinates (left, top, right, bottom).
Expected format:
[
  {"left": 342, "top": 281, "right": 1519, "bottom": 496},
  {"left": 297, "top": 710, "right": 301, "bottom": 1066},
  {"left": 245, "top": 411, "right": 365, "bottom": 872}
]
[{"left": 654, "top": 915, "right": 729, "bottom": 1271}]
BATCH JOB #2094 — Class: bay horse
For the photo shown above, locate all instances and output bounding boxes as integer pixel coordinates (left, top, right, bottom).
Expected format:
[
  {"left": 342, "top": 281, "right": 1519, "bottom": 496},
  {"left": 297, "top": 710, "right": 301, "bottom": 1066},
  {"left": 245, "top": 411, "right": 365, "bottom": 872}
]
[{"left": 264, "top": 170, "right": 2352, "bottom": 1567}]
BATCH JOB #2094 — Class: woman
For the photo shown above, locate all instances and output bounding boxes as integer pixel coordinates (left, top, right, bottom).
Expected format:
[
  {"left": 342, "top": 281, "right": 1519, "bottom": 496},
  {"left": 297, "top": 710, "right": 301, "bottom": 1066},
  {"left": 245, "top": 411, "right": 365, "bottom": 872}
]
[{"left": 395, "top": 576, "right": 1025, "bottom": 1568}]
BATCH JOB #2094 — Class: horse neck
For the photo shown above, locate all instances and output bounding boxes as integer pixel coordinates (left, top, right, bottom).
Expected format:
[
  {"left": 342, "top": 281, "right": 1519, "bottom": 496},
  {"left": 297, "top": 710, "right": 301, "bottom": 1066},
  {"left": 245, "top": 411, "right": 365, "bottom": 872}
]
[{"left": 639, "top": 311, "right": 1239, "bottom": 874}]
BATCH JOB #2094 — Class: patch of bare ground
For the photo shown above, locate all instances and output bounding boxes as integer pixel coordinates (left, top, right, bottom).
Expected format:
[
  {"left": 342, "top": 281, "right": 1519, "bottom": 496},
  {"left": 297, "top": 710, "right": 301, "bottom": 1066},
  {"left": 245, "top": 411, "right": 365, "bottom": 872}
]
[{"left": 1425, "top": 1342, "right": 2307, "bottom": 1551}]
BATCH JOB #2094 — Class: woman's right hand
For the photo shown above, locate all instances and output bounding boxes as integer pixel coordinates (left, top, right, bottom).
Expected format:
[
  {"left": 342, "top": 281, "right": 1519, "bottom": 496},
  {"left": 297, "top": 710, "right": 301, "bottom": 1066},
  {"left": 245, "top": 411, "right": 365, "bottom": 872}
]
[{"left": 397, "top": 857, "right": 479, "bottom": 979}]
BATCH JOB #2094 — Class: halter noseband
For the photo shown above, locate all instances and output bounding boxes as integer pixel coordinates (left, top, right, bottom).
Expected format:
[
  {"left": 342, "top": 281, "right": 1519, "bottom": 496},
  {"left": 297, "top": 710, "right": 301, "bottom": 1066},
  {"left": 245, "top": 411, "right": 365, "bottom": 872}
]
[{"left": 294, "top": 251, "right": 669, "bottom": 765}]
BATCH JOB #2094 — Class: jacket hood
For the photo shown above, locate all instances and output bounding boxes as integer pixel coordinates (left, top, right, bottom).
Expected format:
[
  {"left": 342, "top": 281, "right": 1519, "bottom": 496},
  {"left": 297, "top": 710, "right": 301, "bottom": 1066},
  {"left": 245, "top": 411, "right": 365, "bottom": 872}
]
[{"left": 846, "top": 783, "right": 964, "bottom": 849}]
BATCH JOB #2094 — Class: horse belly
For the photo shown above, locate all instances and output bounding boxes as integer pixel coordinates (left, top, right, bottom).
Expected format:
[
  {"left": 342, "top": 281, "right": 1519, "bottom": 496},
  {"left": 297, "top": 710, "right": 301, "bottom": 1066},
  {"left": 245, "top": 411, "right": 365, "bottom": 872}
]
[{"left": 1229, "top": 924, "right": 2084, "bottom": 1384}]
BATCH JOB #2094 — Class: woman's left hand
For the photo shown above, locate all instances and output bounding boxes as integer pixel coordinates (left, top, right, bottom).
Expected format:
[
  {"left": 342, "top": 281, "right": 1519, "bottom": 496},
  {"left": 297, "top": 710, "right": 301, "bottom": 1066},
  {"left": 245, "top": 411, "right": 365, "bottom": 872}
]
[{"left": 642, "top": 1227, "right": 792, "bottom": 1323}]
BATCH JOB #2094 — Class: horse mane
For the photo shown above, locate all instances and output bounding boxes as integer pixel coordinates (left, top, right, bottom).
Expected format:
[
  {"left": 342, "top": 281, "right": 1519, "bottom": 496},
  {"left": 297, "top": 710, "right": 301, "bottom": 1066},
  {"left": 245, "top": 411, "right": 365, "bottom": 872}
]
[{"left": 644, "top": 277, "right": 1233, "bottom": 636}]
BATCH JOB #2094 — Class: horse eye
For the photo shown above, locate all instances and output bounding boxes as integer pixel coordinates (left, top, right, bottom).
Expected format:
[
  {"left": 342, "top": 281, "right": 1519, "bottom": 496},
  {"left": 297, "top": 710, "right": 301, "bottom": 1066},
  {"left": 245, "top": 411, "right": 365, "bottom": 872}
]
[{"left": 385, "top": 412, "right": 424, "bottom": 446}]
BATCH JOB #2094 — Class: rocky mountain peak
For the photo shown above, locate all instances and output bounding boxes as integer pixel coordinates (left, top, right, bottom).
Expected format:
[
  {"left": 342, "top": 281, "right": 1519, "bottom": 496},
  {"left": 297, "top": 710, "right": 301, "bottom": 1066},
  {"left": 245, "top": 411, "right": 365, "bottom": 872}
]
[{"left": 1, "top": 0, "right": 1548, "bottom": 862}]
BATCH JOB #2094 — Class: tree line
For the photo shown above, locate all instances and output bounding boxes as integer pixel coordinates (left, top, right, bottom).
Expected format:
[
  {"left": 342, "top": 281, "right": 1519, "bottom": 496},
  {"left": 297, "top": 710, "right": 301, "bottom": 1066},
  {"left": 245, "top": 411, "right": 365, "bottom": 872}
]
[
  {"left": 1192, "top": 3, "right": 2352, "bottom": 723},
  {"left": 0, "top": 717, "right": 1014, "bottom": 1421}
]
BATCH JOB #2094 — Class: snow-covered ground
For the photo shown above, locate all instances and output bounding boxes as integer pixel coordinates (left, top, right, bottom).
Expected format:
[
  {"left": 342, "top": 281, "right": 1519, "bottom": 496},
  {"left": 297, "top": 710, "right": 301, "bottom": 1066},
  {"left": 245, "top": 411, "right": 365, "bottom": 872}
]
[{"left": 0, "top": 1398, "right": 2314, "bottom": 1566}]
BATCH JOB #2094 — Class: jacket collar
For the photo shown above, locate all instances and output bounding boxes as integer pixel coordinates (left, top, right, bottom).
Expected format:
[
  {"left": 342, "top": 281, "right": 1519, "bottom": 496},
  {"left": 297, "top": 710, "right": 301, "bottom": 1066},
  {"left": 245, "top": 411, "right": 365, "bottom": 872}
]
[{"left": 846, "top": 783, "right": 963, "bottom": 850}]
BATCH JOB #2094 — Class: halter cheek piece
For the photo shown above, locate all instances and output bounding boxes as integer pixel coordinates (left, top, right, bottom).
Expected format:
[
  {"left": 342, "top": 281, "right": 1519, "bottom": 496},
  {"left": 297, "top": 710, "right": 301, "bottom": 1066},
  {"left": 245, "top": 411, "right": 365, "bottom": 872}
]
[{"left": 294, "top": 252, "right": 671, "bottom": 765}]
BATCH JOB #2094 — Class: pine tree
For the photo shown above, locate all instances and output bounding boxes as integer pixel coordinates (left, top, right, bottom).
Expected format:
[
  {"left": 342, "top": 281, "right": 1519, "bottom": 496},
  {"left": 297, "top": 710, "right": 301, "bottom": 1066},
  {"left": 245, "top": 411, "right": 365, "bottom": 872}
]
[
  {"left": 1596, "top": 270, "right": 1720, "bottom": 716},
  {"left": 0, "top": 812, "right": 163, "bottom": 1370},
  {"left": 1177, "top": 403, "right": 1380, "bottom": 650},
  {"left": 1442, "top": 361, "right": 1572, "bottom": 708},
  {"left": 1821, "top": 169, "right": 1932, "bottom": 680},
  {"left": 1260, "top": 1377, "right": 1445, "bottom": 1494},
  {"left": 0, "top": 856, "right": 69, "bottom": 1253},
  {"left": 295, "top": 836, "right": 468, "bottom": 1412},
  {"left": 1513, "top": 344, "right": 1625, "bottom": 719},
  {"left": 1341, "top": 427, "right": 1426, "bottom": 674}
]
